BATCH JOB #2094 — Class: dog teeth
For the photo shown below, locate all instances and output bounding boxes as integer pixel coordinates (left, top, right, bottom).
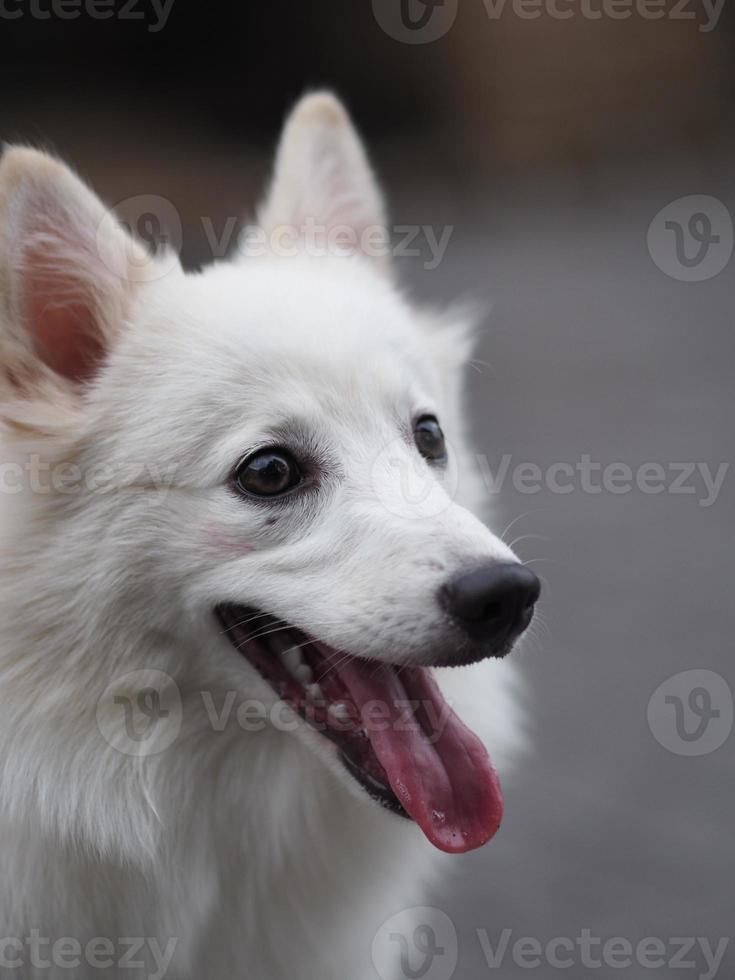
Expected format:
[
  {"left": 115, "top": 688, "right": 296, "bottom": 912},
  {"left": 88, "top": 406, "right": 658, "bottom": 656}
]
[
  {"left": 294, "top": 664, "right": 314, "bottom": 685},
  {"left": 282, "top": 647, "right": 303, "bottom": 672},
  {"left": 306, "top": 683, "right": 323, "bottom": 701},
  {"left": 328, "top": 702, "right": 352, "bottom": 725},
  {"left": 277, "top": 645, "right": 315, "bottom": 685}
]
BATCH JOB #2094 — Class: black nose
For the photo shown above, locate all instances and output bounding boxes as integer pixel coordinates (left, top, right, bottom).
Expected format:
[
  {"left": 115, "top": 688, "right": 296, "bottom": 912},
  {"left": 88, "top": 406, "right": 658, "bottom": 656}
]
[{"left": 439, "top": 562, "right": 540, "bottom": 650}]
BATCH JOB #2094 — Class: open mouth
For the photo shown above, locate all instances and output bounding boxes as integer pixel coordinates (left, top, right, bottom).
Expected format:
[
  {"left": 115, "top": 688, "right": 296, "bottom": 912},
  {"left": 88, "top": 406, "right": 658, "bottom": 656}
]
[{"left": 215, "top": 604, "right": 504, "bottom": 854}]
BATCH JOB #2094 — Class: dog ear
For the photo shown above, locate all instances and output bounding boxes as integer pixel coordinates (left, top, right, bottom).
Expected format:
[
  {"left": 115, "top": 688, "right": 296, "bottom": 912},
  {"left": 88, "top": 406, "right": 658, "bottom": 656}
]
[
  {"left": 0, "top": 146, "right": 156, "bottom": 396},
  {"left": 255, "top": 92, "right": 389, "bottom": 265}
]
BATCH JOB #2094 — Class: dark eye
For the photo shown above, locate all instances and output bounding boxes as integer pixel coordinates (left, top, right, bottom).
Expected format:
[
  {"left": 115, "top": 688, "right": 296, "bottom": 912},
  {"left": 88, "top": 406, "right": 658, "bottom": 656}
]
[
  {"left": 234, "top": 449, "right": 302, "bottom": 498},
  {"left": 413, "top": 415, "right": 447, "bottom": 463}
]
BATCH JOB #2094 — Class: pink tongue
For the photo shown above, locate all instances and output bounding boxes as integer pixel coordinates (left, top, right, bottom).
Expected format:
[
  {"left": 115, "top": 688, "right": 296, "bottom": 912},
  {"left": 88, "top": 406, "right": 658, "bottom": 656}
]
[{"left": 323, "top": 653, "right": 503, "bottom": 854}]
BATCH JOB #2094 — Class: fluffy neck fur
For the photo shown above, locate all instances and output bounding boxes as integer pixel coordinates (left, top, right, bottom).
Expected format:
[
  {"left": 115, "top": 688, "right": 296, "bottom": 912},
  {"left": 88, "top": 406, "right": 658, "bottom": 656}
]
[{"left": 0, "top": 463, "right": 442, "bottom": 980}]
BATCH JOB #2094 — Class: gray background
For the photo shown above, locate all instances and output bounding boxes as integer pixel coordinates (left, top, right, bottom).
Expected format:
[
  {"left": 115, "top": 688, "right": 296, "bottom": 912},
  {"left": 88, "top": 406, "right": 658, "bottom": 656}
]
[
  {"left": 407, "top": 162, "right": 735, "bottom": 979},
  {"left": 1, "top": 4, "right": 733, "bottom": 978}
]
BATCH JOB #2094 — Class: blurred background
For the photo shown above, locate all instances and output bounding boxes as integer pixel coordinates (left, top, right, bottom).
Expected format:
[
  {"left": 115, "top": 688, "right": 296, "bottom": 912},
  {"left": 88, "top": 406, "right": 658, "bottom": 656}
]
[{"left": 2, "top": 3, "right": 732, "bottom": 978}]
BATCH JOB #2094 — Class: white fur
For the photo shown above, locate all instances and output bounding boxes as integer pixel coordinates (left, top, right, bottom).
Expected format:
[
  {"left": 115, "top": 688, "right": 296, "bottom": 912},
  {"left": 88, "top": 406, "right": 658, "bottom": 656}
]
[{"left": 0, "top": 94, "right": 524, "bottom": 979}]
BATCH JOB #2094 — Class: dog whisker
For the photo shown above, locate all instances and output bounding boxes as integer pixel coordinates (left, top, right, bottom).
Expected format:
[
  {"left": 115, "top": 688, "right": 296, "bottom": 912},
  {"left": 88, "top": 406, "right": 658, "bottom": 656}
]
[
  {"left": 507, "top": 533, "right": 550, "bottom": 553},
  {"left": 499, "top": 509, "right": 546, "bottom": 545},
  {"left": 219, "top": 610, "right": 273, "bottom": 635}
]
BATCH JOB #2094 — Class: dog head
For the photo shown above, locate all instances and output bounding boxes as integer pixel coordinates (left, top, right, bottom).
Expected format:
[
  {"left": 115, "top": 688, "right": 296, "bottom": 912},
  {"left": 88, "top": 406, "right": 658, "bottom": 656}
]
[{"left": 0, "top": 94, "right": 538, "bottom": 855}]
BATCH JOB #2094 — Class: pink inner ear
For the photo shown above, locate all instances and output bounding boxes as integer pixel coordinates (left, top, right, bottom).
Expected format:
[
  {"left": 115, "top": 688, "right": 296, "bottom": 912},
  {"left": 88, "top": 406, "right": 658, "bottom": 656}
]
[
  {"left": 30, "top": 295, "right": 105, "bottom": 385},
  {"left": 23, "top": 243, "right": 107, "bottom": 386}
]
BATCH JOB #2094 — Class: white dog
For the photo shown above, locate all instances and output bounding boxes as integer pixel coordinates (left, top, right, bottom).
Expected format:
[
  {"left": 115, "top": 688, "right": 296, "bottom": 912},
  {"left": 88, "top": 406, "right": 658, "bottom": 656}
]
[{"left": 0, "top": 93, "right": 538, "bottom": 979}]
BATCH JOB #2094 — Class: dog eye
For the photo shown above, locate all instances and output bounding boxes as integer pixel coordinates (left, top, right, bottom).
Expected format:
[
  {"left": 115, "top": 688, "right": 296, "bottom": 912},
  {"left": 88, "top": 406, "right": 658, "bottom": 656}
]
[
  {"left": 234, "top": 449, "right": 302, "bottom": 498},
  {"left": 413, "top": 415, "right": 447, "bottom": 463}
]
